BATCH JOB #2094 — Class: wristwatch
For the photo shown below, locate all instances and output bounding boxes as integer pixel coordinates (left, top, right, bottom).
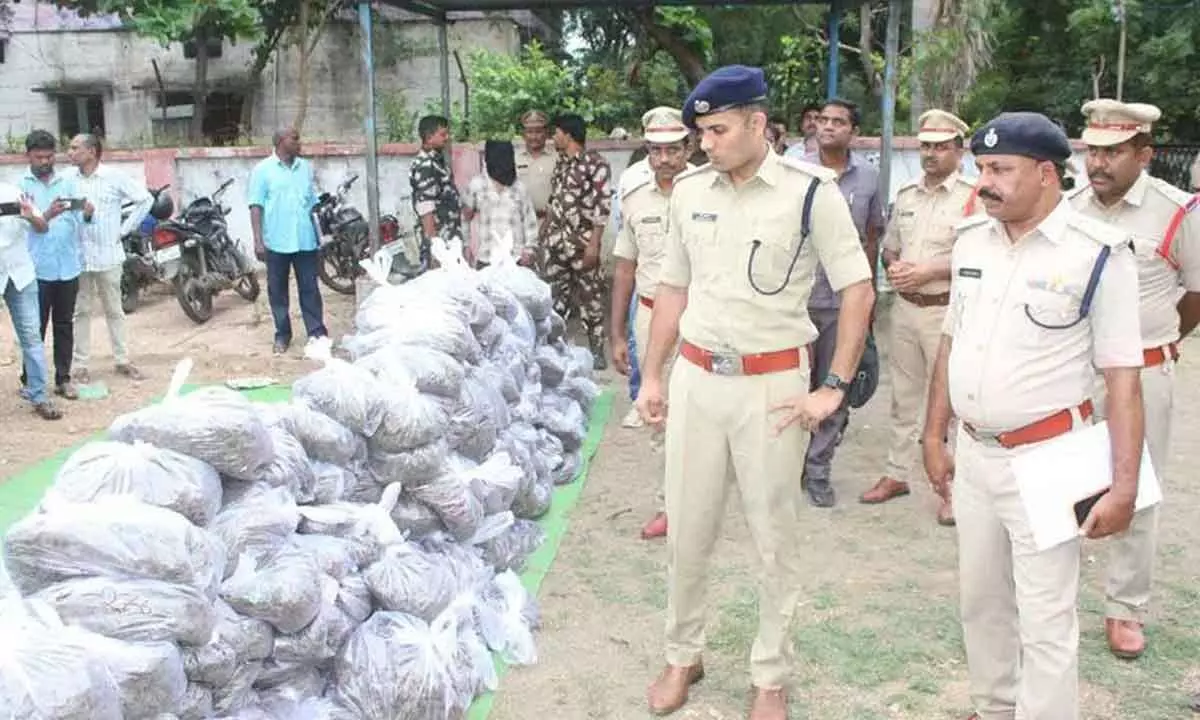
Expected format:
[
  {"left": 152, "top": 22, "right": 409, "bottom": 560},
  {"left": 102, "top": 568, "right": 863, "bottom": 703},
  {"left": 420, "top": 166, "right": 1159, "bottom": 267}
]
[{"left": 822, "top": 372, "right": 851, "bottom": 392}]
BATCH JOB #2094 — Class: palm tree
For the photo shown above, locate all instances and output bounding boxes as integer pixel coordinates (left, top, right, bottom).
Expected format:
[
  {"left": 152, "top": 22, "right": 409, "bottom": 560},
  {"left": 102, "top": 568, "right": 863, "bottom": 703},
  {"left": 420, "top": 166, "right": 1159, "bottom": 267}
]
[{"left": 910, "top": 0, "right": 996, "bottom": 123}]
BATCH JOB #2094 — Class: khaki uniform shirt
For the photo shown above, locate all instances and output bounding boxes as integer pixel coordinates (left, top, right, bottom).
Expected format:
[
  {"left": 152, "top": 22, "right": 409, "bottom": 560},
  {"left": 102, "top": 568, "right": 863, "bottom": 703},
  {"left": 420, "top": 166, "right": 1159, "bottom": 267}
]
[
  {"left": 659, "top": 151, "right": 873, "bottom": 354},
  {"left": 943, "top": 200, "right": 1143, "bottom": 433},
  {"left": 882, "top": 172, "right": 979, "bottom": 295},
  {"left": 612, "top": 164, "right": 695, "bottom": 300},
  {"left": 1070, "top": 172, "right": 1200, "bottom": 348},
  {"left": 515, "top": 148, "right": 557, "bottom": 214}
]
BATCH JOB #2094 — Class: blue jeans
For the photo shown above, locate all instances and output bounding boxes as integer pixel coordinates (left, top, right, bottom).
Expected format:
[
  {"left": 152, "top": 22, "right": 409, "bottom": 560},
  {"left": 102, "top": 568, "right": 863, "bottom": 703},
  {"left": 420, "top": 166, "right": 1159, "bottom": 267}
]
[
  {"left": 627, "top": 288, "right": 640, "bottom": 401},
  {"left": 265, "top": 249, "right": 327, "bottom": 344},
  {"left": 5, "top": 279, "right": 49, "bottom": 404}
]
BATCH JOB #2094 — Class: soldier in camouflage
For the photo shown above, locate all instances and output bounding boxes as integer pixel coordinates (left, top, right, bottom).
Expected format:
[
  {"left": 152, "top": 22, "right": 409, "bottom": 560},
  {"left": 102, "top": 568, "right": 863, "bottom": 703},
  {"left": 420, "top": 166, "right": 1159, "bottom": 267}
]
[
  {"left": 409, "top": 115, "right": 462, "bottom": 265},
  {"left": 540, "top": 113, "right": 613, "bottom": 369}
]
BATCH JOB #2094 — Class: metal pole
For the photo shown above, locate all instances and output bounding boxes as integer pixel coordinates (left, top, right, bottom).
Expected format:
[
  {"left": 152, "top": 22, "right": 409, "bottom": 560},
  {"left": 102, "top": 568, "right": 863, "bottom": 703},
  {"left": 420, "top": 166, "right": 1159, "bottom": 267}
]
[
  {"left": 1116, "top": 0, "right": 1127, "bottom": 100},
  {"left": 879, "top": 0, "right": 902, "bottom": 278},
  {"left": 826, "top": 0, "right": 841, "bottom": 99},
  {"left": 358, "top": 0, "right": 381, "bottom": 256},
  {"left": 438, "top": 20, "right": 451, "bottom": 118}
]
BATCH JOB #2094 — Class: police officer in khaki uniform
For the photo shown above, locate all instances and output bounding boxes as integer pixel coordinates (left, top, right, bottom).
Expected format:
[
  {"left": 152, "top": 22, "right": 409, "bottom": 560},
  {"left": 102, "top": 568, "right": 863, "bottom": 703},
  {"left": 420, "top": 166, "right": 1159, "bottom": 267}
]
[
  {"left": 1069, "top": 99, "right": 1200, "bottom": 660},
  {"left": 867, "top": 109, "right": 979, "bottom": 525},
  {"left": 515, "top": 110, "right": 557, "bottom": 224},
  {"left": 923, "top": 112, "right": 1144, "bottom": 720},
  {"left": 610, "top": 106, "right": 694, "bottom": 541},
  {"left": 637, "top": 65, "right": 874, "bottom": 720}
]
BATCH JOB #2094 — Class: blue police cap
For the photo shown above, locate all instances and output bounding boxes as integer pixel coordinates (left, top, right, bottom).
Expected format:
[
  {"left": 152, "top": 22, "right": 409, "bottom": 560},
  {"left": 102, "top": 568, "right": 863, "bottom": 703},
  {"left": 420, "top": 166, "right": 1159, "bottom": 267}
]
[
  {"left": 970, "top": 111, "right": 1073, "bottom": 163},
  {"left": 682, "top": 65, "right": 769, "bottom": 129}
]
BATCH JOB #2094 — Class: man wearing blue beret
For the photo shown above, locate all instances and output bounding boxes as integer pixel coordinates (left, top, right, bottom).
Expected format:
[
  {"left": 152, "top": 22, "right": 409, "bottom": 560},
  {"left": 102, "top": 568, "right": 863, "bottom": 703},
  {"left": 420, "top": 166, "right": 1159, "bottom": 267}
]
[
  {"left": 636, "top": 64, "right": 875, "bottom": 719},
  {"left": 922, "top": 111, "right": 1146, "bottom": 720}
]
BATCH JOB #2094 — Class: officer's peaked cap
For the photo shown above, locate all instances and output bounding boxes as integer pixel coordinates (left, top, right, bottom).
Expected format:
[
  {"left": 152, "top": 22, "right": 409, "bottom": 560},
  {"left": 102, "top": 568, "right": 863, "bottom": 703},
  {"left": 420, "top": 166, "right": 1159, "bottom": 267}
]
[
  {"left": 682, "top": 65, "right": 769, "bottom": 129},
  {"left": 970, "top": 112, "right": 1072, "bottom": 164}
]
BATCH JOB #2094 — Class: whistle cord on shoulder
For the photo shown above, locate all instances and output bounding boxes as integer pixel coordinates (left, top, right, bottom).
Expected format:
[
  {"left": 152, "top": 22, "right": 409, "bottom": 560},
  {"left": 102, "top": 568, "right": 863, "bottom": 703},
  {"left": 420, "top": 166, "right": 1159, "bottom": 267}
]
[
  {"left": 747, "top": 237, "right": 808, "bottom": 296},
  {"left": 746, "top": 175, "right": 822, "bottom": 297},
  {"left": 1023, "top": 244, "right": 1111, "bottom": 330}
]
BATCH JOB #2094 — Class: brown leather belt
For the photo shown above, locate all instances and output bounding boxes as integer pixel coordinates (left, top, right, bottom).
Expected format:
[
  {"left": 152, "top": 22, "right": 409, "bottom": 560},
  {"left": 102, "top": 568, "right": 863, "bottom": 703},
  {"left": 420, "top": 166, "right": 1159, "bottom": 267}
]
[
  {"left": 898, "top": 291, "right": 950, "bottom": 307},
  {"left": 1143, "top": 343, "right": 1179, "bottom": 368},
  {"left": 679, "top": 341, "right": 803, "bottom": 376},
  {"left": 963, "top": 400, "right": 1093, "bottom": 450},
  {"left": 639, "top": 295, "right": 654, "bottom": 310}
]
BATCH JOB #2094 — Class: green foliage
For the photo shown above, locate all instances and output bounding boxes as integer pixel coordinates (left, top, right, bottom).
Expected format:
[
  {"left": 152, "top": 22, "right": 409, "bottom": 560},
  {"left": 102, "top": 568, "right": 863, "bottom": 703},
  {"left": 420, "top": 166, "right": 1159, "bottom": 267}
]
[
  {"left": 765, "top": 34, "right": 827, "bottom": 124},
  {"left": 465, "top": 41, "right": 592, "bottom": 138},
  {"left": 58, "top": 0, "right": 259, "bottom": 46}
]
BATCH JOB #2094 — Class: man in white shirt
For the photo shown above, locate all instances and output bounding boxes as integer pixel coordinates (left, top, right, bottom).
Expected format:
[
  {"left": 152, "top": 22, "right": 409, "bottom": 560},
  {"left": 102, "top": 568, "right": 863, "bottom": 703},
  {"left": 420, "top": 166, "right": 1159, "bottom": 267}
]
[
  {"left": 0, "top": 182, "right": 61, "bottom": 419},
  {"left": 67, "top": 134, "right": 152, "bottom": 384}
]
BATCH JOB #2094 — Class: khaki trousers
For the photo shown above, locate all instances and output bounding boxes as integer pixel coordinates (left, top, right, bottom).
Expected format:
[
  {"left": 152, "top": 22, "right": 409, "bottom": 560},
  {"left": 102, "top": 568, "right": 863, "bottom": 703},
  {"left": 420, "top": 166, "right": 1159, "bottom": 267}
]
[
  {"left": 1095, "top": 358, "right": 1173, "bottom": 621},
  {"left": 663, "top": 357, "right": 808, "bottom": 689},
  {"left": 73, "top": 266, "right": 129, "bottom": 370},
  {"left": 955, "top": 429, "right": 1081, "bottom": 720},
  {"left": 884, "top": 296, "right": 948, "bottom": 482}
]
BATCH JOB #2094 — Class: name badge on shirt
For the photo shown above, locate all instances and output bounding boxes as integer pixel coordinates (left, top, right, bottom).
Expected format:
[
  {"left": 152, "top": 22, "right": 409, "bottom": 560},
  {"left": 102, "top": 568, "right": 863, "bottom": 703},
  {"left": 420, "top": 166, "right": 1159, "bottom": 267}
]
[
  {"left": 691, "top": 212, "right": 718, "bottom": 222},
  {"left": 958, "top": 267, "right": 982, "bottom": 279},
  {"left": 640, "top": 216, "right": 663, "bottom": 225}
]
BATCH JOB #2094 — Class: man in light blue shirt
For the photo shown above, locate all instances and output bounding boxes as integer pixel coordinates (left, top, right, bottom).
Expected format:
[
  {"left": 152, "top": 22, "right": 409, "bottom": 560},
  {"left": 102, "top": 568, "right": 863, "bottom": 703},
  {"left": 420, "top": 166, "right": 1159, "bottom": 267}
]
[
  {"left": 249, "top": 127, "right": 329, "bottom": 358},
  {"left": 19, "top": 130, "right": 85, "bottom": 399},
  {"left": 1, "top": 181, "right": 59, "bottom": 419}
]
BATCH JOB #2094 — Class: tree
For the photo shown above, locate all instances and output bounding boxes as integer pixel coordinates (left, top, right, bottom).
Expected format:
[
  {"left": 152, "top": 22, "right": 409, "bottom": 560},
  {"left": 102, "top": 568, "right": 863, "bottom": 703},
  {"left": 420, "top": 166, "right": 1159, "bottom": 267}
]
[
  {"left": 58, "top": 0, "right": 260, "bottom": 142},
  {"left": 466, "top": 41, "right": 593, "bottom": 138}
]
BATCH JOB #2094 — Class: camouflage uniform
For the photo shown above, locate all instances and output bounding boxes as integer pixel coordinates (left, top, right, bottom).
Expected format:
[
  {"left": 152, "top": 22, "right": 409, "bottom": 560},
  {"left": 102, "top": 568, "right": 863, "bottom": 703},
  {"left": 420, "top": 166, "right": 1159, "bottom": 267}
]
[
  {"left": 540, "top": 149, "right": 612, "bottom": 353},
  {"left": 409, "top": 148, "right": 462, "bottom": 260}
]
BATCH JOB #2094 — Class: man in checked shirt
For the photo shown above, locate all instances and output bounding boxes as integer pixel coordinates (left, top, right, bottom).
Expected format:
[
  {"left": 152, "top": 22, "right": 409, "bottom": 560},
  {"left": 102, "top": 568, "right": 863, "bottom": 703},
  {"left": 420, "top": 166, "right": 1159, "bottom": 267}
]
[{"left": 67, "top": 133, "right": 151, "bottom": 384}]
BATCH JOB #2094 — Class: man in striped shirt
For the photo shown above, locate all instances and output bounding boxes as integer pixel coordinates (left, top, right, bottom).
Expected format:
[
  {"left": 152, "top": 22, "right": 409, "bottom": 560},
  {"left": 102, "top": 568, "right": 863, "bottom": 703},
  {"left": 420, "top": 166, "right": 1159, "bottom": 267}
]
[{"left": 67, "top": 134, "right": 152, "bottom": 383}]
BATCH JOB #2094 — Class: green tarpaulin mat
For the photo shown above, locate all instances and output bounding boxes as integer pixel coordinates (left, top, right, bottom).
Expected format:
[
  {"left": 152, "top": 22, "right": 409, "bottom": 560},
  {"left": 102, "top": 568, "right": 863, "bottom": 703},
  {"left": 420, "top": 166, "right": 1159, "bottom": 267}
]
[{"left": 0, "top": 382, "right": 615, "bottom": 719}]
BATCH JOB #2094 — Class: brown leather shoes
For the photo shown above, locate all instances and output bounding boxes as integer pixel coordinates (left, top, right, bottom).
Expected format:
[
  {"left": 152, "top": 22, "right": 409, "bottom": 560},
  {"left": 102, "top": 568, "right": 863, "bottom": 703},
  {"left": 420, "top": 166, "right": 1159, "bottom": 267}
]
[
  {"left": 937, "top": 497, "right": 956, "bottom": 526},
  {"left": 748, "top": 686, "right": 788, "bottom": 720},
  {"left": 1106, "top": 617, "right": 1146, "bottom": 659},
  {"left": 641, "top": 511, "right": 669, "bottom": 540},
  {"left": 647, "top": 663, "right": 704, "bottom": 716},
  {"left": 860, "top": 476, "right": 910, "bottom": 504}
]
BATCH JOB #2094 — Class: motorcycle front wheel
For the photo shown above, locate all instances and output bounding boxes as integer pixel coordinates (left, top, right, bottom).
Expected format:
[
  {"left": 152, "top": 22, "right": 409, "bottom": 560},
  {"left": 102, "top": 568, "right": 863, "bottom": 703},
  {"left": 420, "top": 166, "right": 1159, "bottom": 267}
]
[
  {"left": 175, "top": 276, "right": 213, "bottom": 324},
  {"left": 234, "top": 271, "right": 260, "bottom": 302},
  {"left": 317, "top": 241, "right": 357, "bottom": 296},
  {"left": 121, "top": 271, "right": 139, "bottom": 315}
]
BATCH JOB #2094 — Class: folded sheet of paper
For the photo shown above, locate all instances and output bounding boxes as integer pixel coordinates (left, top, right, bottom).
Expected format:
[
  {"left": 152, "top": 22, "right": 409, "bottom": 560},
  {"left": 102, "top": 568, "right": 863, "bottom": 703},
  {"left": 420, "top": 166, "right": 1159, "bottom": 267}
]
[{"left": 1010, "top": 421, "right": 1161, "bottom": 552}]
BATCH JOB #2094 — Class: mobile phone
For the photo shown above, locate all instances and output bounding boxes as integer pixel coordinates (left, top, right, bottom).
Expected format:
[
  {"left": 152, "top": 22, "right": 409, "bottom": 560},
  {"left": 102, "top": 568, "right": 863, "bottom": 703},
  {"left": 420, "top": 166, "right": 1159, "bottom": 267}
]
[
  {"left": 63, "top": 197, "right": 86, "bottom": 211},
  {"left": 1073, "top": 488, "right": 1110, "bottom": 527},
  {"left": 0, "top": 201, "right": 21, "bottom": 217}
]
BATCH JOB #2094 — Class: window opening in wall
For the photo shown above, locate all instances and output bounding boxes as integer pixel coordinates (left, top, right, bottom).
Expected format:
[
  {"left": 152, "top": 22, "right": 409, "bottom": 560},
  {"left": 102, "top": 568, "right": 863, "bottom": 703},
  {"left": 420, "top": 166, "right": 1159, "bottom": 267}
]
[
  {"left": 57, "top": 94, "right": 105, "bottom": 138},
  {"left": 183, "top": 37, "right": 223, "bottom": 59}
]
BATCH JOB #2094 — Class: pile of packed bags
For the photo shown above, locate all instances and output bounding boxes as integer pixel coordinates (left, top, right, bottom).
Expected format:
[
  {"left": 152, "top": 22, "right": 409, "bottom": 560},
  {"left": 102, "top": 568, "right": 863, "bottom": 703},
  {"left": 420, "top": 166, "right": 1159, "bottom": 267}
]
[{"left": 0, "top": 260, "right": 599, "bottom": 720}]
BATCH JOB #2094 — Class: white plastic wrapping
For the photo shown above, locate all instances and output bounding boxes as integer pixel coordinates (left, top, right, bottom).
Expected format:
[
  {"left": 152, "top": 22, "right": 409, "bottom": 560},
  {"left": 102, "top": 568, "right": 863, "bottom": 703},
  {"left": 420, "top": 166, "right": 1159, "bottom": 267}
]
[
  {"left": 271, "top": 402, "right": 367, "bottom": 468},
  {"left": 34, "top": 576, "right": 217, "bottom": 646},
  {"left": 45, "top": 440, "right": 223, "bottom": 527},
  {"left": 4, "top": 498, "right": 225, "bottom": 597},
  {"left": 220, "top": 547, "right": 324, "bottom": 634},
  {"left": 363, "top": 542, "right": 464, "bottom": 621},
  {"left": 292, "top": 360, "right": 388, "bottom": 437},
  {"left": 108, "top": 387, "right": 275, "bottom": 481},
  {"left": 211, "top": 484, "right": 300, "bottom": 571}
]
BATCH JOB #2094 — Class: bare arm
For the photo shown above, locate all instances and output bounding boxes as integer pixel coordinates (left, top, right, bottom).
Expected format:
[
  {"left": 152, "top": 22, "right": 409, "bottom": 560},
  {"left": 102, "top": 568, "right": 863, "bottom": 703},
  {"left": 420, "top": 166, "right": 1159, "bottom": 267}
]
[
  {"left": 642, "top": 284, "right": 687, "bottom": 384},
  {"left": 863, "top": 227, "right": 880, "bottom": 287},
  {"left": 421, "top": 213, "right": 438, "bottom": 240},
  {"left": 250, "top": 206, "right": 264, "bottom": 249},
  {"left": 1101, "top": 366, "right": 1144, "bottom": 505},
  {"left": 922, "top": 335, "right": 954, "bottom": 445},
  {"left": 610, "top": 258, "right": 636, "bottom": 344},
  {"left": 881, "top": 248, "right": 900, "bottom": 269},
  {"left": 828, "top": 279, "right": 875, "bottom": 381},
  {"left": 1178, "top": 291, "right": 1200, "bottom": 338}
]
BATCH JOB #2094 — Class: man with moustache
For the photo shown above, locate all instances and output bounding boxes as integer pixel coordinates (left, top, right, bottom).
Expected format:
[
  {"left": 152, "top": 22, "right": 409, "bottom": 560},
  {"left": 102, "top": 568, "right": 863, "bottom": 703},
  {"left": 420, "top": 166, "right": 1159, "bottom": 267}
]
[
  {"left": 785, "top": 98, "right": 886, "bottom": 508},
  {"left": 609, "top": 106, "right": 694, "bottom": 541},
  {"left": 924, "top": 112, "right": 1144, "bottom": 720},
  {"left": 1068, "top": 99, "right": 1200, "bottom": 660},
  {"left": 515, "top": 110, "right": 557, "bottom": 230},
  {"left": 865, "top": 109, "right": 980, "bottom": 525},
  {"left": 638, "top": 65, "right": 874, "bottom": 719}
]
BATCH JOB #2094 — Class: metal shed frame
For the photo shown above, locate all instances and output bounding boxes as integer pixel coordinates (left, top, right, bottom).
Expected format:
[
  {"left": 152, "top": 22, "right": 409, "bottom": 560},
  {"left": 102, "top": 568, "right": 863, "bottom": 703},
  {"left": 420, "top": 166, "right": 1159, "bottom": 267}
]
[{"left": 357, "top": 0, "right": 902, "bottom": 251}]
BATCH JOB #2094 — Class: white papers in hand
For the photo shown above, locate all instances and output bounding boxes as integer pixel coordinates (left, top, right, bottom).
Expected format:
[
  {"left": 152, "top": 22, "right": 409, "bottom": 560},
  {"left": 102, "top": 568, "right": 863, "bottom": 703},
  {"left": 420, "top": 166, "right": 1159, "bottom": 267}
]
[{"left": 1009, "top": 421, "right": 1161, "bottom": 552}]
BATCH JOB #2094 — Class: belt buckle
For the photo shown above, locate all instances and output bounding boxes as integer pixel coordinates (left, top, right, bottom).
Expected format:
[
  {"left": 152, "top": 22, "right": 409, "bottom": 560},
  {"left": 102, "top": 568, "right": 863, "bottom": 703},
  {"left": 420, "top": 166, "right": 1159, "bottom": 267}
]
[
  {"left": 964, "top": 424, "right": 1002, "bottom": 447},
  {"left": 709, "top": 352, "right": 743, "bottom": 376}
]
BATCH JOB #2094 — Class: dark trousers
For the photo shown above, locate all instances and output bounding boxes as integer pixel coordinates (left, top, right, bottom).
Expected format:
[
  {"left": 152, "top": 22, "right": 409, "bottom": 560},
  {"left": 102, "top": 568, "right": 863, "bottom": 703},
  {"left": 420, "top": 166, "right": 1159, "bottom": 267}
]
[
  {"left": 265, "top": 249, "right": 327, "bottom": 344},
  {"left": 22, "top": 277, "right": 78, "bottom": 387},
  {"left": 803, "top": 306, "right": 851, "bottom": 482}
]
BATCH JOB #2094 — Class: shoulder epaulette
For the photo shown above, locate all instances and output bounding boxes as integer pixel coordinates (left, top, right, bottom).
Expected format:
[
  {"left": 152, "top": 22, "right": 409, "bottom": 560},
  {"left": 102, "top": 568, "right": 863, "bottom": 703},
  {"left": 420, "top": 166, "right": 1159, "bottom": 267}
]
[
  {"left": 778, "top": 154, "right": 837, "bottom": 182},
  {"left": 673, "top": 163, "right": 715, "bottom": 186},
  {"left": 1065, "top": 212, "right": 1130, "bottom": 249},
  {"left": 954, "top": 213, "right": 991, "bottom": 233},
  {"left": 620, "top": 174, "right": 653, "bottom": 199}
]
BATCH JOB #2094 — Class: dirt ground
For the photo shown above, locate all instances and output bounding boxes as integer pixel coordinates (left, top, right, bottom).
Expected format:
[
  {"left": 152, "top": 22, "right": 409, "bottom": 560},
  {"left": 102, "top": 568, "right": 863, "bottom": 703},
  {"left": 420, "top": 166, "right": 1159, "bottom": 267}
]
[{"left": 2, "top": 287, "right": 1198, "bottom": 719}]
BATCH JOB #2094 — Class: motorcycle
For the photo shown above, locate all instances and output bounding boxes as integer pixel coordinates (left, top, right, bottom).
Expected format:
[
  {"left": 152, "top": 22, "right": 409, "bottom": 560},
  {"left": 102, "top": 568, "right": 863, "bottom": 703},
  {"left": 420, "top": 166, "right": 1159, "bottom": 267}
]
[
  {"left": 314, "top": 174, "right": 412, "bottom": 295},
  {"left": 155, "top": 178, "right": 260, "bottom": 324},
  {"left": 120, "top": 185, "right": 177, "bottom": 315}
]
